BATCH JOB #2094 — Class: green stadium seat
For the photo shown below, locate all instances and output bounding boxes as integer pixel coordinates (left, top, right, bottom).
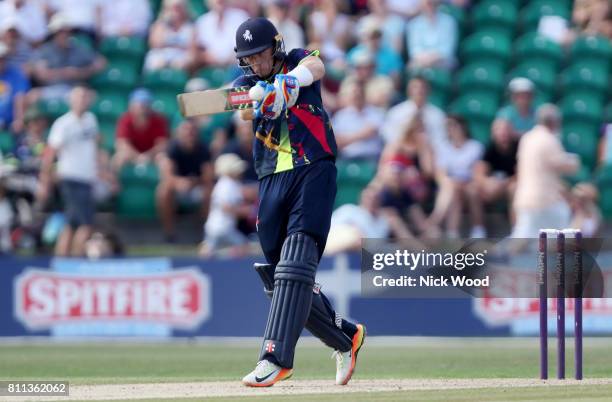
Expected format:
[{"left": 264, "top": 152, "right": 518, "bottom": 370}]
[
  {"left": 520, "top": 0, "right": 571, "bottom": 32},
  {"left": 90, "top": 62, "right": 139, "bottom": 91},
  {"left": 513, "top": 33, "right": 563, "bottom": 70},
  {"left": 196, "top": 67, "right": 231, "bottom": 88},
  {"left": 92, "top": 93, "right": 127, "bottom": 120},
  {"left": 457, "top": 62, "right": 505, "bottom": 93},
  {"left": 595, "top": 165, "right": 612, "bottom": 218},
  {"left": 142, "top": 68, "right": 189, "bottom": 93},
  {"left": 98, "top": 117, "right": 118, "bottom": 152},
  {"left": 335, "top": 160, "right": 376, "bottom": 208},
  {"left": 571, "top": 35, "right": 612, "bottom": 69},
  {"left": 116, "top": 163, "right": 159, "bottom": 219},
  {"left": 561, "top": 61, "right": 610, "bottom": 96},
  {"left": 508, "top": 62, "right": 556, "bottom": 94},
  {"left": 564, "top": 165, "right": 592, "bottom": 186},
  {"left": 428, "top": 89, "right": 448, "bottom": 109},
  {"left": 466, "top": 120, "right": 492, "bottom": 146},
  {"left": 605, "top": 102, "right": 612, "bottom": 123},
  {"left": 0, "top": 130, "right": 14, "bottom": 155},
  {"left": 473, "top": 0, "right": 518, "bottom": 37},
  {"left": 37, "top": 98, "right": 69, "bottom": 121},
  {"left": 562, "top": 122, "right": 600, "bottom": 170},
  {"left": 100, "top": 36, "right": 147, "bottom": 63},
  {"left": 460, "top": 30, "right": 512, "bottom": 66},
  {"left": 561, "top": 91, "right": 604, "bottom": 125},
  {"left": 188, "top": 0, "right": 207, "bottom": 18},
  {"left": 450, "top": 91, "right": 500, "bottom": 123},
  {"left": 411, "top": 67, "right": 452, "bottom": 94},
  {"left": 150, "top": 92, "right": 179, "bottom": 118}
]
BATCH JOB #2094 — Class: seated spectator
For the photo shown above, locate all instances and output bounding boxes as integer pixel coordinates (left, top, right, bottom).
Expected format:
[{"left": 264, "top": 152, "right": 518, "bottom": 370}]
[
  {"left": 37, "top": 86, "right": 98, "bottom": 256},
  {"left": 326, "top": 186, "right": 390, "bottom": 254},
  {"left": 467, "top": 118, "right": 519, "bottom": 238},
  {"left": 407, "top": 0, "right": 458, "bottom": 70},
  {"left": 511, "top": 104, "right": 579, "bottom": 239},
  {"left": 265, "top": 0, "right": 305, "bottom": 52},
  {"left": 378, "top": 113, "right": 435, "bottom": 204},
  {"left": 365, "top": 75, "right": 396, "bottom": 110},
  {"left": 0, "top": 42, "right": 29, "bottom": 132},
  {"left": 99, "top": 0, "right": 152, "bottom": 38},
  {"left": 113, "top": 88, "right": 170, "bottom": 171},
  {"left": 11, "top": 107, "right": 47, "bottom": 193},
  {"left": 0, "top": 0, "right": 47, "bottom": 45},
  {"left": 191, "top": 0, "right": 249, "bottom": 68},
  {"left": 201, "top": 153, "right": 251, "bottom": 257},
  {"left": 386, "top": 0, "right": 422, "bottom": 19},
  {"left": 428, "top": 115, "right": 484, "bottom": 238},
  {"left": 358, "top": 0, "right": 406, "bottom": 55},
  {"left": 44, "top": 0, "right": 101, "bottom": 41},
  {"left": 496, "top": 78, "right": 536, "bottom": 136},
  {"left": 144, "top": 0, "right": 194, "bottom": 71},
  {"left": 572, "top": 0, "right": 612, "bottom": 38},
  {"left": 381, "top": 76, "right": 447, "bottom": 148},
  {"left": 569, "top": 182, "right": 602, "bottom": 237},
  {"left": 157, "top": 119, "right": 213, "bottom": 242},
  {"left": 0, "top": 17, "right": 33, "bottom": 75},
  {"left": 377, "top": 161, "right": 432, "bottom": 243},
  {"left": 308, "top": 0, "right": 351, "bottom": 64},
  {"left": 333, "top": 78, "right": 385, "bottom": 161},
  {"left": 348, "top": 19, "right": 403, "bottom": 88},
  {"left": 30, "top": 14, "right": 106, "bottom": 102}
]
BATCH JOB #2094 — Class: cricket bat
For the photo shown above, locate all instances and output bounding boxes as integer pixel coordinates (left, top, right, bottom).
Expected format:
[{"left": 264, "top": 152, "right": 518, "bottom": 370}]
[{"left": 177, "top": 86, "right": 256, "bottom": 117}]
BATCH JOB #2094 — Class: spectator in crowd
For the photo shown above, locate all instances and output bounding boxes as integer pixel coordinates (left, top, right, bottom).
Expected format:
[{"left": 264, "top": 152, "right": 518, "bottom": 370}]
[
  {"left": 377, "top": 160, "right": 432, "bottom": 243},
  {"left": 223, "top": 112, "right": 257, "bottom": 182},
  {"left": 428, "top": 115, "right": 484, "bottom": 238},
  {"left": 191, "top": 0, "right": 249, "bottom": 68},
  {"left": 30, "top": 13, "right": 106, "bottom": 102},
  {"left": 44, "top": 0, "right": 101, "bottom": 41},
  {"left": 326, "top": 186, "right": 390, "bottom": 254},
  {"left": 12, "top": 107, "right": 48, "bottom": 195},
  {"left": 333, "top": 78, "right": 385, "bottom": 161},
  {"left": 569, "top": 182, "right": 602, "bottom": 237},
  {"left": 0, "top": 0, "right": 48, "bottom": 45},
  {"left": 467, "top": 118, "right": 518, "bottom": 238},
  {"left": 407, "top": 0, "right": 458, "bottom": 70},
  {"left": 265, "top": 0, "right": 305, "bottom": 52},
  {"left": 572, "top": 0, "right": 612, "bottom": 38},
  {"left": 0, "top": 18, "right": 33, "bottom": 75},
  {"left": 201, "top": 153, "right": 251, "bottom": 257},
  {"left": 378, "top": 113, "right": 435, "bottom": 204},
  {"left": 358, "top": 0, "right": 406, "bottom": 55},
  {"left": 113, "top": 88, "right": 170, "bottom": 171},
  {"left": 0, "top": 42, "right": 29, "bottom": 133},
  {"left": 144, "top": 0, "right": 194, "bottom": 71},
  {"left": 308, "top": 0, "right": 351, "bottom": 64},
  {"left": 348, "top": 18, "right": 403, "bottom": 87},
  {"left": 38, "top": 85, "right": 98, "bottom": 256},
  {"left": 496, "top": 78, "right": 536, "bottom": 136},
  {"left": 157, "top": 119, "right": 213, "bottom": 242},
  {"left": 598, "top": 119, "right": 612, "bottom": 166},
  {"left": 99, "top": 0, "right": 152, "bottom": 38},
  {"left": 381, "top": 76, "right": 447, "bottom": 148},
  {"left": 511, "top": 104, "right": 579, "bottom": 238},
  {"left": 365, "top": 74, "right": 396, "bottom": 110}
]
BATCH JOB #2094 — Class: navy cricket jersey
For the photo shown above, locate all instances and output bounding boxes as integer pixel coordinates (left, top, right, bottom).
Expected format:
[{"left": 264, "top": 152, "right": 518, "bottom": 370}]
[{"left": 232, "top": 48, "right": 337, "bottom": 179}]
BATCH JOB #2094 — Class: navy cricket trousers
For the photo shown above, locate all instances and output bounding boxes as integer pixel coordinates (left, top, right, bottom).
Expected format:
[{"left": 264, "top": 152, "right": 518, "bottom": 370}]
[{"left": 257, "top": 158, "right": 337, "bottom": 265}]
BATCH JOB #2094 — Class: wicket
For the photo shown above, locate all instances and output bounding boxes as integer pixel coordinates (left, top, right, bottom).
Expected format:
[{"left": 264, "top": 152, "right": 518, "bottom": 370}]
[{"left": 538, "top": 228, "right": 583, "bottom": 380}]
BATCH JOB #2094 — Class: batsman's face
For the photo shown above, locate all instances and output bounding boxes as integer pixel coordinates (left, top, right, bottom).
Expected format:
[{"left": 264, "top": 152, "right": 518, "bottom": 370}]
[{"left": 245, "top": 47, "right": 274, "bottom": 78}]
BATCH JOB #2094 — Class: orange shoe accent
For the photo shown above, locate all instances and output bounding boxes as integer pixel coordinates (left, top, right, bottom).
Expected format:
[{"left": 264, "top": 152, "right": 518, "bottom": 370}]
[
  {"left": 339, "top": 324, "right": 366, "bottom": 385},
  {"left": 243, "top": 367, "right": 293, "bottom": 388}
]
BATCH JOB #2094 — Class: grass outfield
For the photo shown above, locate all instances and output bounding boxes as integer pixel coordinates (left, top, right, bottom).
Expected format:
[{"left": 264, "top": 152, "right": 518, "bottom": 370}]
[{"left": 0, "top": 338, "right": 611, "bottom": 401}]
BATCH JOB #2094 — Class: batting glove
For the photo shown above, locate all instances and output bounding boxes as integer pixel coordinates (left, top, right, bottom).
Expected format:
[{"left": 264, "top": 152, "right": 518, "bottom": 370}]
[
  {"left": 273, "top": 74, "right": 300, "bottom": 109},
  {"left": 252, "top": 81, "right": 285, "bottom": 120}
]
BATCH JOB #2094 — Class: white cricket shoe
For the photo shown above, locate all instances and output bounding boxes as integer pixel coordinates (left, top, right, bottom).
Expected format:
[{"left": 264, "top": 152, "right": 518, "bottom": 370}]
[
  {"left": 242, "top": 359, "right": 293, "bottom": 387},
  {"left": 334, "top": 324, "right": 366, "bottom": 385}
]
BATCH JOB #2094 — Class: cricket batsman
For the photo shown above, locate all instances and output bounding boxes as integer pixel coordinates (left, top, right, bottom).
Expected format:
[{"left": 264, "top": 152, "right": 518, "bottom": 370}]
[{"left": 232, "top": 17, "right": 366, "bottom": 387}]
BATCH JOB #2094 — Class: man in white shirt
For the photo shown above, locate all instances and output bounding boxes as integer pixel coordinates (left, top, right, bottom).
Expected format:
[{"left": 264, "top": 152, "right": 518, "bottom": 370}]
[
  {"left": 381, "top": 76, "right": 447, "bottom": 149},
  {"left": 44, "top": 0, "right": 101, "bottom": 38},
  {"left": 99, "top": 0, "right": 152, "bottom": 38},
  {"left": 511, "top": 104, "right": 580, "bottom": 238},
  {"left": 333, "top": 78, "right": 385, "bottom": 160},
  {"left": 192, "top": 0, "right": 249, "bottom": 68},
  {"left": 38, "top": 86, "right": 98, "bottom": 256}
]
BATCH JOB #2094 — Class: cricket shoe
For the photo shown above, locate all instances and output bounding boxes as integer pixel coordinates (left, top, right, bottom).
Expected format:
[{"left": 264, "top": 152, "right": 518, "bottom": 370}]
[
  {"left": 333, "top": 324, "right": 366, "bottom": 385},
  {"left": 242, "top": 359, "right": 293, "bottom": 387}
]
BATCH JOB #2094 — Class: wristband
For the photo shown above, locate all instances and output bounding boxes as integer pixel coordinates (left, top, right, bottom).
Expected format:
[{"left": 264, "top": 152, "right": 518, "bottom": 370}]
[{"left": 287, "top": 64, "right": 314, "bottom": 87}]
